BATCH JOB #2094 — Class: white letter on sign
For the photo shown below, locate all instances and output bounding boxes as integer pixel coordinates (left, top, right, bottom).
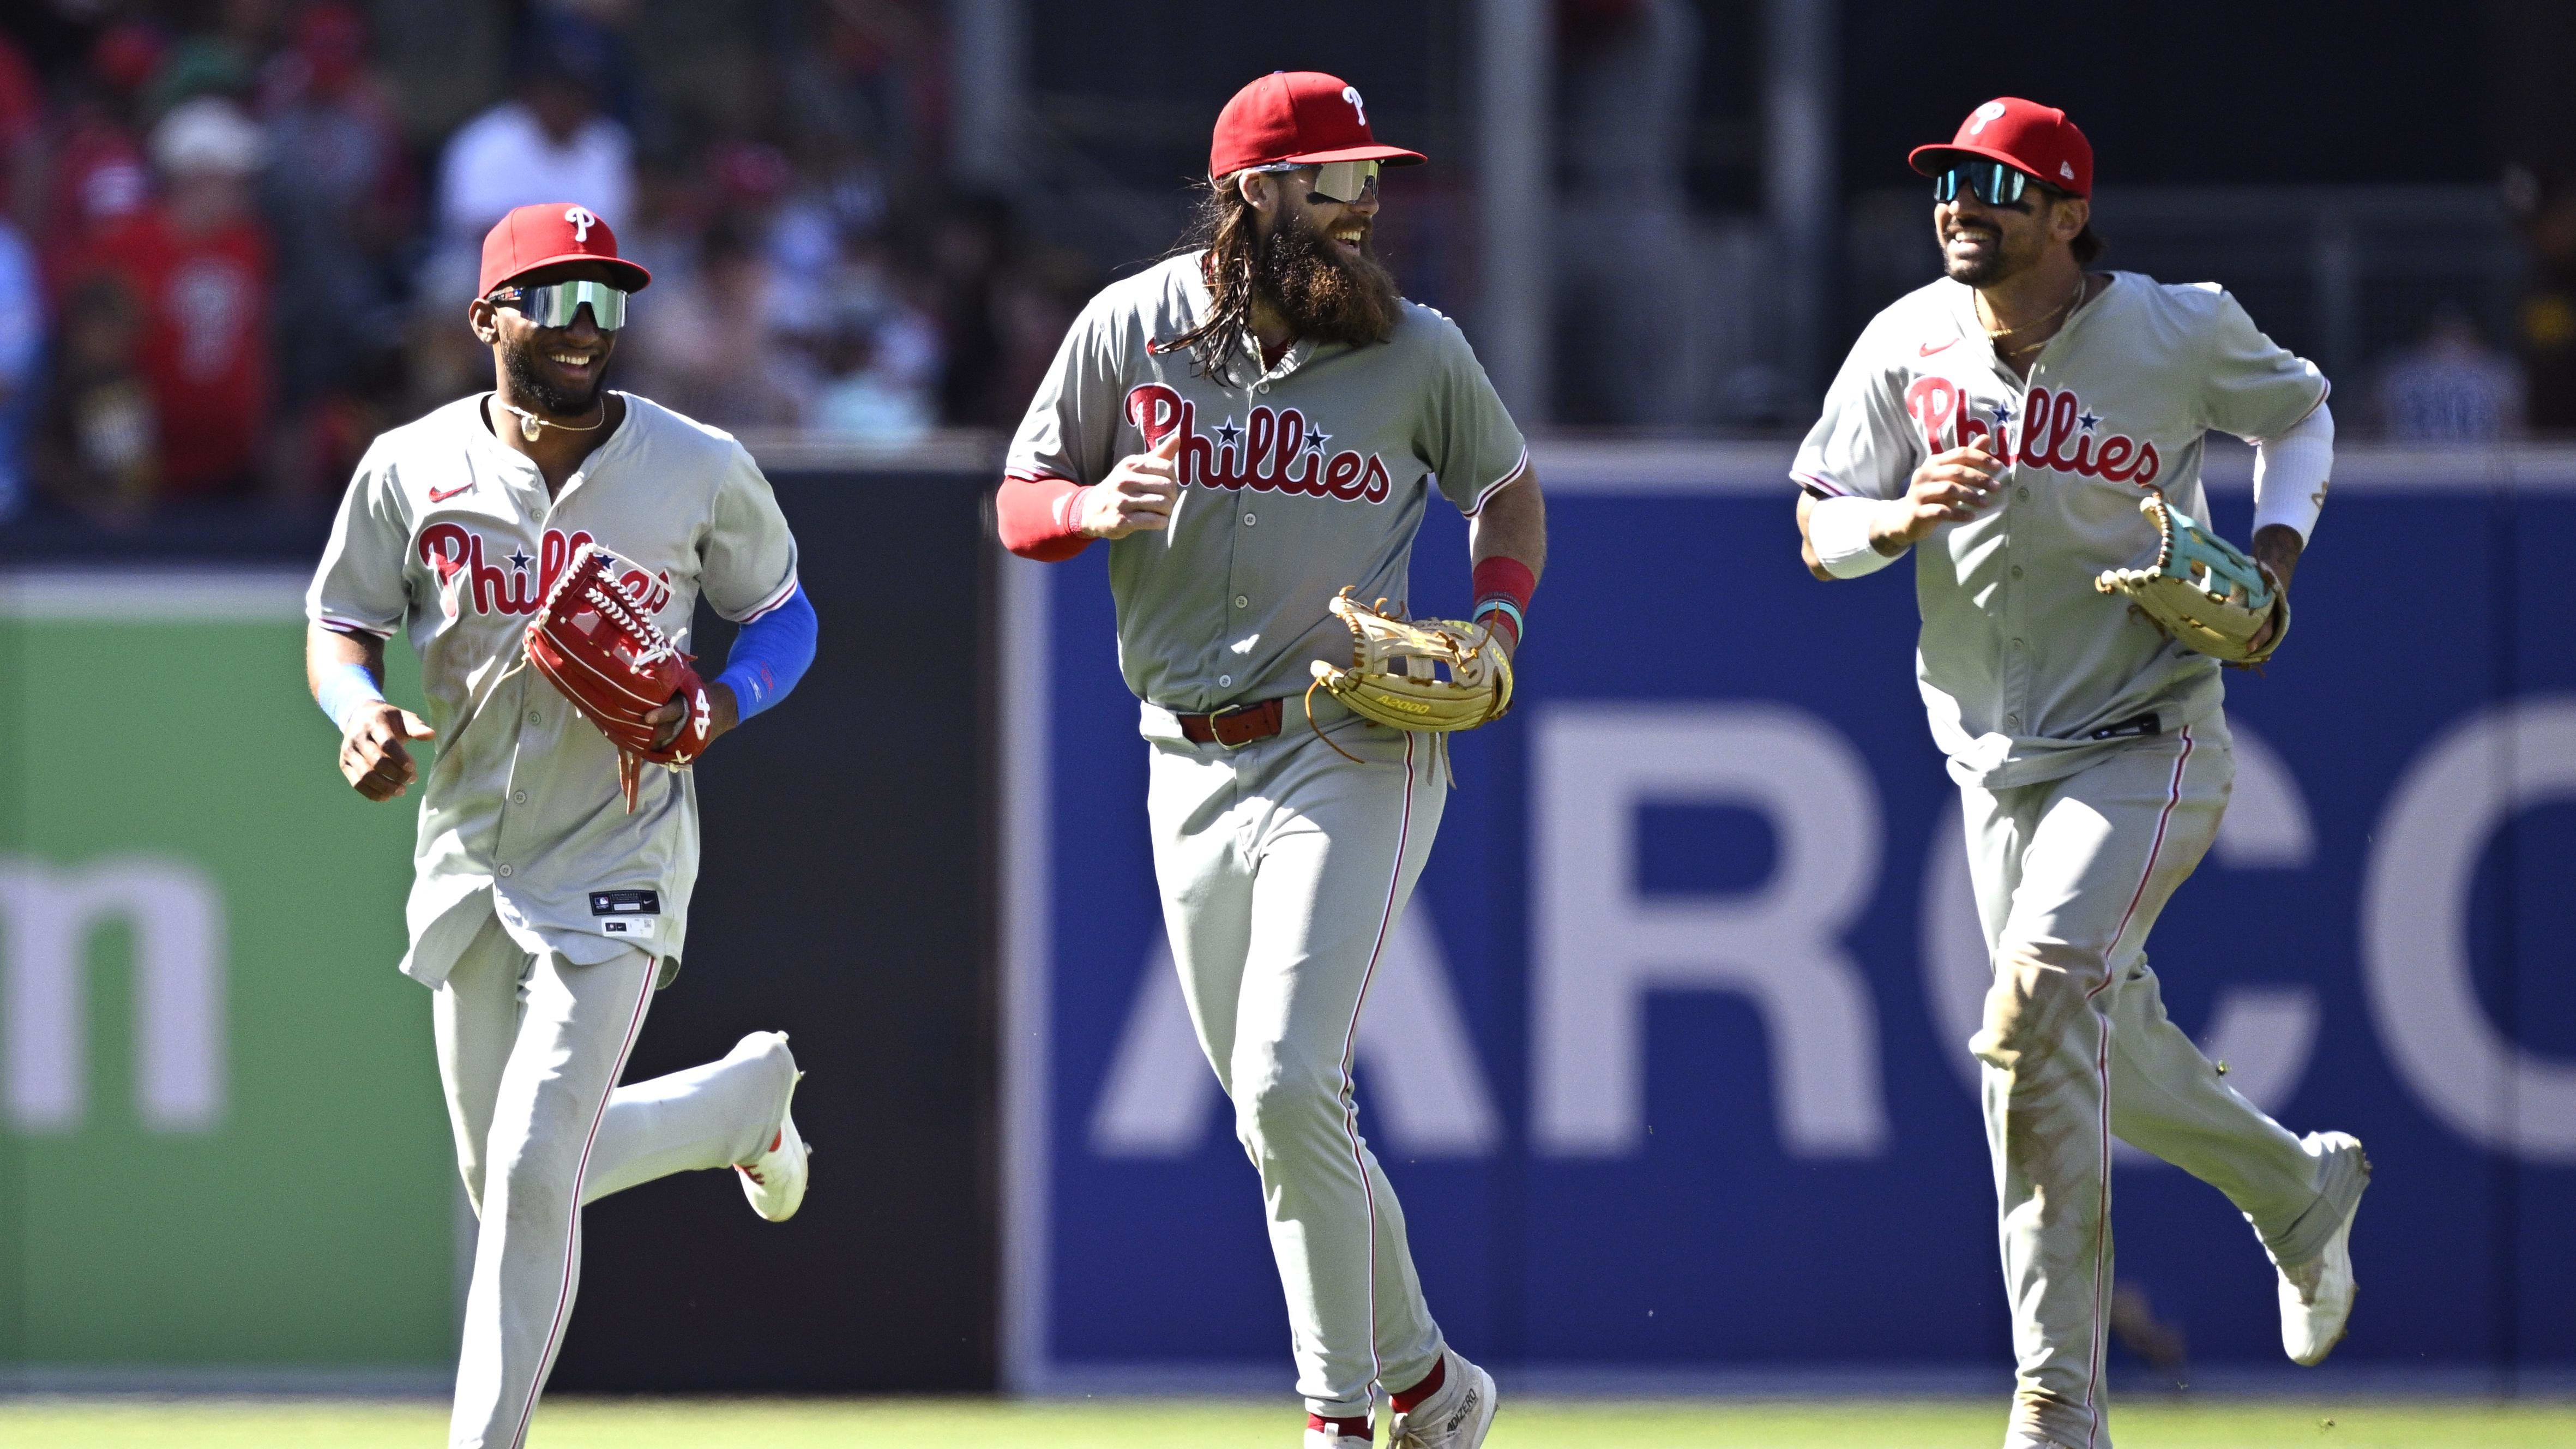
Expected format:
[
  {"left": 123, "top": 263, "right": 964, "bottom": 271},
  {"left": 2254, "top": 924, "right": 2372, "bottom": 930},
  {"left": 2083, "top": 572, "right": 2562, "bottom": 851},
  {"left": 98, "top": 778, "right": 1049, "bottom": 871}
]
[
  {"left": 1532, "top": 704, "right": 1888, "bottom": 1158},
  {"left": 2364, "top": 696, "right": 2576, "bottom": 1162},
  {"left": 0, "top": 855, "right": 227, "bottom": 1132},
  {"left": 1919, "top": 720, "right": 2323, "bottom": 1146},
  {"left": 1092, "top": 901, "right": 1498, "bottom": 1157}
]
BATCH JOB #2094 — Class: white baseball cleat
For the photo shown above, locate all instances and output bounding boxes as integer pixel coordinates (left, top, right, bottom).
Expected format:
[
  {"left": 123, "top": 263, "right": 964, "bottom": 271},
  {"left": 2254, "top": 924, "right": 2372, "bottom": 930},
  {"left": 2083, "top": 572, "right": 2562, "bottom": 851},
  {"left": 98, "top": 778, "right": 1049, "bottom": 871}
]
[
  {"left": 2274, "top": 1131, "right": 2369, "bottom": 1366},
  {"left": 735, "top": 1041, "right": 809, "bottom": 1223},
  {"left": 1389, "top": 1350, "right": 1498, "bottom": 1449}
]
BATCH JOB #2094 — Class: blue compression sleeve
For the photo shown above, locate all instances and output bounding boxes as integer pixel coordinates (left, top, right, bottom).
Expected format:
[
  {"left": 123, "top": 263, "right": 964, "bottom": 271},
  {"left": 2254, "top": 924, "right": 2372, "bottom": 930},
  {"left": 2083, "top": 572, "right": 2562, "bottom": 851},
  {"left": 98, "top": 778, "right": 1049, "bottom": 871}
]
[{"left": 714, "top": 584, "right": 817, "bottom": 723}]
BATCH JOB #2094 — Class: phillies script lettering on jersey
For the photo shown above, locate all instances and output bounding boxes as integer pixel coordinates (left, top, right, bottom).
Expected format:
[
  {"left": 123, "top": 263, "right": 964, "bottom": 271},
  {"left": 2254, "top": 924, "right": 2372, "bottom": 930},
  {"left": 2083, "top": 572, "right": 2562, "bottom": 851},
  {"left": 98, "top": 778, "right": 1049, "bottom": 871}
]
[
  {"left": 1905, "top": 376, "right": 2163, "bottom": 487},
  {"left": 1125, "top": 382, "right": 1393, "bottom": 502},
  {"left": 418, "top": 522, "right": 674, "bottom": 618}
]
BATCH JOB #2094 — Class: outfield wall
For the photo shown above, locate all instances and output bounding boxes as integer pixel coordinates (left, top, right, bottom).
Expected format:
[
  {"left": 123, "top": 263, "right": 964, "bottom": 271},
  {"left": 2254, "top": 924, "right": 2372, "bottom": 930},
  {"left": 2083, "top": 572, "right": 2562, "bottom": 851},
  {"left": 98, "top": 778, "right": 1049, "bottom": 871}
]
[
  {"left": 1002, "top": 441, "right": 2576, "bottom": 1392},
  {"left": 5, "top": 442, "right": 2571, "bottom": 1393}
]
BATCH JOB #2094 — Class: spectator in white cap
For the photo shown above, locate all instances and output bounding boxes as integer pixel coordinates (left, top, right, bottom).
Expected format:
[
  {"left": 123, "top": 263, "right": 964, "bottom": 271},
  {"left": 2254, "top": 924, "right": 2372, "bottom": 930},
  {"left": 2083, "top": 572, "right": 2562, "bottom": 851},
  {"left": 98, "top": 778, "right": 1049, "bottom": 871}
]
[{"left": 57, "top": 96, "right": 276, "bottom": 504}]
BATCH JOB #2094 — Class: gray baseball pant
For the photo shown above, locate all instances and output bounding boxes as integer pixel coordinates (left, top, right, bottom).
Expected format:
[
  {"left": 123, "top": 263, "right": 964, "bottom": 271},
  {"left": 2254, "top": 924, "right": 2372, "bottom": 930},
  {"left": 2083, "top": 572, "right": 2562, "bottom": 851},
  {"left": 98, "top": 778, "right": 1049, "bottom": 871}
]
[
  {"left": 434, "top": 910, "right": 795, "bottom": 1449},
  {"left": 1961, "top": 717, "right": 2351, "bottom": 1449},
  {"left": 1145, "top": 708, "right": 1450, "bottom": 1421}
]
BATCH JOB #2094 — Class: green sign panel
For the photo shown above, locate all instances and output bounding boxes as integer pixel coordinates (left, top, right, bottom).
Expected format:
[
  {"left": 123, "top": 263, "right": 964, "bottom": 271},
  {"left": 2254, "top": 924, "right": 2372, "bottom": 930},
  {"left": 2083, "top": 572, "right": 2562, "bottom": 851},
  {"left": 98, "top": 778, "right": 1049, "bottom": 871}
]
[{"left": 1, "top": 573, "right": 453, "bottom": 1375}]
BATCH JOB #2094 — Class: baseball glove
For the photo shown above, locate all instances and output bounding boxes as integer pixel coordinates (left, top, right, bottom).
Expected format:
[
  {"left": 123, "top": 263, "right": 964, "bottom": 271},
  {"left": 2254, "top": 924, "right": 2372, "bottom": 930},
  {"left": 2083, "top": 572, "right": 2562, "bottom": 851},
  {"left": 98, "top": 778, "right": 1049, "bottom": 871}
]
[
  {"left": 1305, "top": 588, "right": 1514, "bottom": 749},
  {"left": 525, "top": 542, "right": 712, "bottom": 811},
  {"left": 2095, "top": 494, "right": 2289, "bottom": 666}
]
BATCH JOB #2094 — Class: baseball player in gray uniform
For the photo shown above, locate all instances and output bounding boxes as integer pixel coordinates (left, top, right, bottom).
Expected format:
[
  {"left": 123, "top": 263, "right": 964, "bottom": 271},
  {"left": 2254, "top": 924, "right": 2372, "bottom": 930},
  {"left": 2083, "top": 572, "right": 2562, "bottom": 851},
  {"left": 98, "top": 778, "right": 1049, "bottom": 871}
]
[
  {"left": 997, "top": 72, "right": 1543, "bottom": 1449},
  {"left": 1792, "top": 100, "right": 2369, "bottom": 1449},
  {"left": 305, "top": 204, "right": 819, "bottom": 1449}
]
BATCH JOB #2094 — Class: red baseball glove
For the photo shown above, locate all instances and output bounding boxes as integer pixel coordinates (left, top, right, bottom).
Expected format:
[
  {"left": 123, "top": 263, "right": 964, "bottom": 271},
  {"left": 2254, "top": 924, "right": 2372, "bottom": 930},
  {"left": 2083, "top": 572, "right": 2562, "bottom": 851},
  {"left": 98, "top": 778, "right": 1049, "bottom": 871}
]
[{"left": 525, "top": 542, "right": 712, "bottom": 811}]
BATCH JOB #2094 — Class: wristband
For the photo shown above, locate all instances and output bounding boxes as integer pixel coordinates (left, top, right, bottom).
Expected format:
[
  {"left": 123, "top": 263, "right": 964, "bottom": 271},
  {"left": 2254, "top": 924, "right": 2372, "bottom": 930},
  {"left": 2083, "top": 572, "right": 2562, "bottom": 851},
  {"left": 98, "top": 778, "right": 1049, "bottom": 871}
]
[
  {"left": 316, "top": 661, "right": 388, "bottom": 734},
  {"left": 1808, "top": 495, "right": 1901, "bottom": 579},
  {"left": 1471, "top": 555, "right": 1537, "bottom": 615},
  {"left": 1471, "top": 554, "right": 1535, "bottom": 652}
]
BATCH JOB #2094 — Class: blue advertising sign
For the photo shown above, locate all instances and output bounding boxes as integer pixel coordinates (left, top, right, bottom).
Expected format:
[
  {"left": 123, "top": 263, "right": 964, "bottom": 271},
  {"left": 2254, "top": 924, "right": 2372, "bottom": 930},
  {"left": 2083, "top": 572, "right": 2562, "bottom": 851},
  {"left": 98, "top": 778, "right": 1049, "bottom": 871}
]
[{"left": 998, "top": 443, "right": 2576, "bottom": 1392}]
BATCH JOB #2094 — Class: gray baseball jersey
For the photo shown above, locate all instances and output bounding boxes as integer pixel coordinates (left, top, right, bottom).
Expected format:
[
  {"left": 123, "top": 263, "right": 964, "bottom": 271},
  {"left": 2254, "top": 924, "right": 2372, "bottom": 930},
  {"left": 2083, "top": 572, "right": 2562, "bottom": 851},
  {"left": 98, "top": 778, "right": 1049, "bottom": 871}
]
[
  {"left": 308, "top": 391, "right": 799, "bottom": 983},
  {"left": 1006, "top": 251, "right": 1528, "bottom": 713},
  {"left": 1793, "top": 272, "right": 2327, "bottom": 789}
]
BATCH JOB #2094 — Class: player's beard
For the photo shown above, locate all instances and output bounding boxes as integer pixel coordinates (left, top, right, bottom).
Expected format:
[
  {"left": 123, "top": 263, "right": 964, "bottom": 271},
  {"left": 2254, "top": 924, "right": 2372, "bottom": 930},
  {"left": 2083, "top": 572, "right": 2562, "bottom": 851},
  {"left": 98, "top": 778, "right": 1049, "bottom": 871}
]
[
  {"left": 501, "top": 332, "right": 610, "bottom": 419},
  {"left": 1255, "top": 207, "right": 1401, "bottom": 347},
  {"left": 1941, "top": 211, "right": 2051, "bottom": 288}
]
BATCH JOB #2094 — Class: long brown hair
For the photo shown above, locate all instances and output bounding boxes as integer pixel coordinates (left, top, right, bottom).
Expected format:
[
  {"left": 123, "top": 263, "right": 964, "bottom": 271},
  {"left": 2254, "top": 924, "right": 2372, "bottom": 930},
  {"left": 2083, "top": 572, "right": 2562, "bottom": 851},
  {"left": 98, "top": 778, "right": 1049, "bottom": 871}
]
[{"left": 1154, "top": 173, "right": 1262, "bottom": 387}]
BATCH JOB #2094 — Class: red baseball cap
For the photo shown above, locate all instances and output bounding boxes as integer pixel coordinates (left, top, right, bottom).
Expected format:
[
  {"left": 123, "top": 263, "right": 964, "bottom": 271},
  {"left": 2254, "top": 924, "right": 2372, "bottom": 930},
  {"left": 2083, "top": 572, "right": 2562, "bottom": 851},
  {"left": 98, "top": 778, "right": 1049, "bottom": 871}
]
[
  {"left": 1209, "top": 70, "right": 1425, "bottom": 178},
  {"left": 1909, "top": 98, "right": 2092, "bottom": 199},
  {"left": 477, "top": 202, "right": 652, "bottom": 298}
]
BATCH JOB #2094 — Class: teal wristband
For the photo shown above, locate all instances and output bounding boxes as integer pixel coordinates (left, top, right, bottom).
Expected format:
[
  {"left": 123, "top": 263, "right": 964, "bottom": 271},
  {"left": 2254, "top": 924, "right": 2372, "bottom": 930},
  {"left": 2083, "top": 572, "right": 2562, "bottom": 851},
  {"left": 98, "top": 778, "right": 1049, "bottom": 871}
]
[
  {"left": 317, "top": 662, "right": 387, "bottom": 734},
  {"left": 1472, "top": 597, "right": 1524, "bottom": 638}
]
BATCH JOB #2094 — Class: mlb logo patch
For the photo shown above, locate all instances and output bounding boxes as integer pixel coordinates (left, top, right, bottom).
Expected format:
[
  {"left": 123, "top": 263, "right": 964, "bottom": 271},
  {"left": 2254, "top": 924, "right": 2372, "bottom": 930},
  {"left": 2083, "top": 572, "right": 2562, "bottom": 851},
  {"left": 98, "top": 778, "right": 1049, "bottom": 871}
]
[{"left": 591, "top": 889, "right": 661, "bottom": 916}]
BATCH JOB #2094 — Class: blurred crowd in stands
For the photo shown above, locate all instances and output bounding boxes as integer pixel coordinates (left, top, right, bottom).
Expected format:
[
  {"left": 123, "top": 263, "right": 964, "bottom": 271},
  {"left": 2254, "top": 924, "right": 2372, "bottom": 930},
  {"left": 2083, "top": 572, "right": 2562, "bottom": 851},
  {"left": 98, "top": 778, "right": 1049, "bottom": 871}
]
[
  {"left": 0, "top": 0, "right": 1099, "bottom": 530},
  {"left": 2, "top": 3, "right": 2576, "bottom": 536}
]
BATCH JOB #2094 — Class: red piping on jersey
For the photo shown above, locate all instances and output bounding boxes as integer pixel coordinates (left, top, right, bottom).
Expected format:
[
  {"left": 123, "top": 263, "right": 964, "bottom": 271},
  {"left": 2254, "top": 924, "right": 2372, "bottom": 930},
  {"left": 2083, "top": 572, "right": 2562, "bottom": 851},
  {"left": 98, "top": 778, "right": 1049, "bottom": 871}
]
[
  {"left": 1461, "top": 448, "right": 1531, "bottom": 518},
  {"left": 1335, "top": 730, "right": 1416, "bottom": 1414},
  {"left": 507, "top": 959, "right": 654, "bottom": 1449},
  {"left": 316, "top": 614, "right": 396, "bottom": 639},
  {"left": 732, "top": 570, "right": 802, "bottom": 623},
  {"left": 995, "top": 472, "right": 1094, "bottom": 562},
  {"left": 2074, "top": 724, "right": 2193, "bottom": 1449}
]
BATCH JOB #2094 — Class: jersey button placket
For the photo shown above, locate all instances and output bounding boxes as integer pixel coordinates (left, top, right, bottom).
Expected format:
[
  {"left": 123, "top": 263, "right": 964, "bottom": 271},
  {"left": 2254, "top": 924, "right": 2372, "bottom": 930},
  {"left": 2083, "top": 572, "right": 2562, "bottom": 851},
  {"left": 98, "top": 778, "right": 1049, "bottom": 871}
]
[{"left": 2001, "top": 462, "right": 2032, "bottom": 733}]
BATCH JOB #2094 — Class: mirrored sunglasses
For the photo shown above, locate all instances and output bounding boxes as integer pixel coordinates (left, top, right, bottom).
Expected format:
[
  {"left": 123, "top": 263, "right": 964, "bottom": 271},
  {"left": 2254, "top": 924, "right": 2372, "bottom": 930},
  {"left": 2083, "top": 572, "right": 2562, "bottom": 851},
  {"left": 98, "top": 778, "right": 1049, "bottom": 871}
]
[
  {"left": 1257, "top": 158, "right": 1380, "bottom": 205},
  {"left": 1933, "top": 160, "right": 2035, "bottom": 208},
  {"left": 1309, "top": 159, "right": 1380, "bottom": 205},
  {"left": 489, "top": 279, "right": 630, "bottom": 331}
]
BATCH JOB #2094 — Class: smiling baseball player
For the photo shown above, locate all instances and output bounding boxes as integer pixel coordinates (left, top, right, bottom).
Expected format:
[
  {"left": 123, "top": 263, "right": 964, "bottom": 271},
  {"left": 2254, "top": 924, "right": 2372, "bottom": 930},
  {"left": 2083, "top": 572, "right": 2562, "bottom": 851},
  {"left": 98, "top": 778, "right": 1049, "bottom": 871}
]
[
  {"left": 997, "top": 71, "right": 1544, "bottom": 1449},
  {"left": 1792, "top": 100, "right": 2368, "bottom": 1449},
  {"left": 305, "top": 203, "right": 818, "bottom": 1449}
]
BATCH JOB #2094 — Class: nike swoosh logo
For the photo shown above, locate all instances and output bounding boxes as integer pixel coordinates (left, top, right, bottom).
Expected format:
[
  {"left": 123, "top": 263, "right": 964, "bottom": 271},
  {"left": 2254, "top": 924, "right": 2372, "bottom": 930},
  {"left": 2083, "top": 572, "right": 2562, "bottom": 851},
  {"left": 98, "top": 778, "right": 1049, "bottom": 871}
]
[
  {"left": 1919, "top": 338, "right": 1958, "bottom": 356},
  {"left": 428, "top": 483, "right": 477, "bottom": 503}
]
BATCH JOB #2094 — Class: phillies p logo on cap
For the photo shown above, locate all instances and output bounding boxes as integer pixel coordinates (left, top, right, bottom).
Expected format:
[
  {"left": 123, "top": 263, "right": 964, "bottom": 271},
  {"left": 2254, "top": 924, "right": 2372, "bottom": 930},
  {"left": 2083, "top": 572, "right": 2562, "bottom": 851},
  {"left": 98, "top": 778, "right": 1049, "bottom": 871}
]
[
  {"left": 1208, "top": 70, "right": 1428, "bottom": 178},
  {"left": 1907, "top": 97, "right": 2094, "bottom": 199},
  {"left": 477, "top": 202, "right": 653, "bottom": 298}
]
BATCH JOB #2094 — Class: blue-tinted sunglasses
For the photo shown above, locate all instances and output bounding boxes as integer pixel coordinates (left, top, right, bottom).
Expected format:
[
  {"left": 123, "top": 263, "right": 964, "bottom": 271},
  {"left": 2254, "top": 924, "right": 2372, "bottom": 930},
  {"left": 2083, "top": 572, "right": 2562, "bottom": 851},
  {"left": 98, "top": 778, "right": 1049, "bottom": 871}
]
[
  {"left": 1933, "top": 160, "right": 2039, "bottom": 208},
  {"left": 488, "top": 279, "right": 630, "bottom": 331}
]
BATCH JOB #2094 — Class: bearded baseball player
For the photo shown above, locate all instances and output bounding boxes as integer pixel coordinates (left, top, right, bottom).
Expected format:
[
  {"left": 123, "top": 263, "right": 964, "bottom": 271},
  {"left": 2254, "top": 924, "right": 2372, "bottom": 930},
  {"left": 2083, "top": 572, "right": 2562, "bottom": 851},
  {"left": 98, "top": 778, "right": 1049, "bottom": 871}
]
[
  {"left": 1793, "top": 99, "right": 2369, "bottom": 1449},
  {"left": 998, "top": 71, "right": 1542, "bottom": 1449},
  {"left": 304, "top": 203, "right": 817, "bottom": 1449}
]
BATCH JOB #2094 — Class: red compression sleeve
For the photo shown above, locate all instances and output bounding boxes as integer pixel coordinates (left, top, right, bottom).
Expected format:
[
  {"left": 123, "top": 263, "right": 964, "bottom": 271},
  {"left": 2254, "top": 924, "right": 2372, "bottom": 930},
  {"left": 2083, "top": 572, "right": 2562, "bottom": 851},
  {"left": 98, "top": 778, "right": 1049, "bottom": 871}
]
[
  {"left": 1472, "top": 555, "right": 1537, "bottom": 650},
  {"left": 995, "top": 473, "right": 1093, "bottom": 562}
]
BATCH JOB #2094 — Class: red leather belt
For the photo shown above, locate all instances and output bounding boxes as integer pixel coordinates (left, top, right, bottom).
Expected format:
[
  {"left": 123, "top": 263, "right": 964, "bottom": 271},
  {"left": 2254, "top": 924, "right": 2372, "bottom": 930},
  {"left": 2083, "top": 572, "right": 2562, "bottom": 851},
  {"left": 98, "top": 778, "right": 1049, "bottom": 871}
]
[{"left": 1176, "top": 698, "right": 1285, "bottom": 748}]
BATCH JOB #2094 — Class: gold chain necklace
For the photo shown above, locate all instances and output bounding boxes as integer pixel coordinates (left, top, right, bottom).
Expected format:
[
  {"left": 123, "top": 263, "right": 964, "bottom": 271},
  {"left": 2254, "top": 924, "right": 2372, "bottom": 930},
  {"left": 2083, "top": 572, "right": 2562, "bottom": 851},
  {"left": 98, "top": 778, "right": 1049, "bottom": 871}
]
[
  {"left": 1980, "top": 274, "right": 2088, "bottom": 358},
  {"left": 500, "top": 400, "right": 609, "bottom": 444}
]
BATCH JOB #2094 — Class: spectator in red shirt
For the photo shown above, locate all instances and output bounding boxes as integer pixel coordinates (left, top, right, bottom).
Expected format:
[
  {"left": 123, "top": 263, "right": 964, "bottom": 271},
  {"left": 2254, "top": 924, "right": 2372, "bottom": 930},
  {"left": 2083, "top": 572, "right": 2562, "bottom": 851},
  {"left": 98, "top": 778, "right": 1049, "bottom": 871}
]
[{"left": 72, "top": 97, "right": 274, "bottom": 502}]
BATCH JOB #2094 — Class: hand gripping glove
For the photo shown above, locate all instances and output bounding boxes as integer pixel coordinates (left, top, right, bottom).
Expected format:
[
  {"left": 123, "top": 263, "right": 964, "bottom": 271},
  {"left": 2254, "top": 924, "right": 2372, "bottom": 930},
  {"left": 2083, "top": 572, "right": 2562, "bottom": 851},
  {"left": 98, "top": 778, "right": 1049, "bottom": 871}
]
[
  {"left": 1306, "top": 588, "right": 1514, "bottom": 752},
  {"left": 2095, "top": 493, "right": 2290, "bottom": 666},
  {"left": 525, "top": 542, "right": 713, "bottom": 811}
]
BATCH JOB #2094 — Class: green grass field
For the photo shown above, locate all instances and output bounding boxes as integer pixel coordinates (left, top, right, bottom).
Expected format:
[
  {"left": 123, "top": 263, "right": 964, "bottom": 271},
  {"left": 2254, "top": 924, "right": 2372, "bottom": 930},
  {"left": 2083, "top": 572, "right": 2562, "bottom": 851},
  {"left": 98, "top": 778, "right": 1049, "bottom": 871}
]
[{"left": 0, "top": 1397, "right": 2569, "bottom": 1448}]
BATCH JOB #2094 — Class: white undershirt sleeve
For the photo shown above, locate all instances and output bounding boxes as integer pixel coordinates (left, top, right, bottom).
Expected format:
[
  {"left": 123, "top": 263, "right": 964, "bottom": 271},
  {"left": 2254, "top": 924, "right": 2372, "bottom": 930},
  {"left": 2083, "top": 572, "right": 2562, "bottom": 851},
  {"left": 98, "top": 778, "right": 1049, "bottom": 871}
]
[
  {"left": 2251, "top": 400, "right": 2333, "bottom": 543},
  {"left": 1807, "top": 494, "right": 1901, "bottom": 579}
]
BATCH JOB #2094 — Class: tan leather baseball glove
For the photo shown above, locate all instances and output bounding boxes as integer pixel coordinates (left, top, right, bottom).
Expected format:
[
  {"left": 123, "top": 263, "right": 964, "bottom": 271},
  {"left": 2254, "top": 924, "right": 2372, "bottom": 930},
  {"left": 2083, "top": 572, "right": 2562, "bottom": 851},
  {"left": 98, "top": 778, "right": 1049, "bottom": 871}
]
[
  {"left": 1307, "top": 588, "right": 1514, "bottom": 743},
  {"left": 2096, "top": 494, "right": 2290, "bottom": 666},
  {"left": 525, "top": 542, "right": 713, "bottom": 811}
]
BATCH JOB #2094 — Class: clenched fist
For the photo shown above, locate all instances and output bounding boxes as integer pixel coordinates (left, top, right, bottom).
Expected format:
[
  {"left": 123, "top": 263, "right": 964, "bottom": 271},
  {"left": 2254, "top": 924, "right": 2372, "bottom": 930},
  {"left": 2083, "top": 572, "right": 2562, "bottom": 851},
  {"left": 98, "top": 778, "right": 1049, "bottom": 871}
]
[
  {"left": 1873, "top": 446, "right": 2007, "bottom": 552},
  {"left": 340, "top": 702, "right": 436, "bottom": 801},
  {"left": 1078, "top": 430, "right": 1183, "bottom": 539}
]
